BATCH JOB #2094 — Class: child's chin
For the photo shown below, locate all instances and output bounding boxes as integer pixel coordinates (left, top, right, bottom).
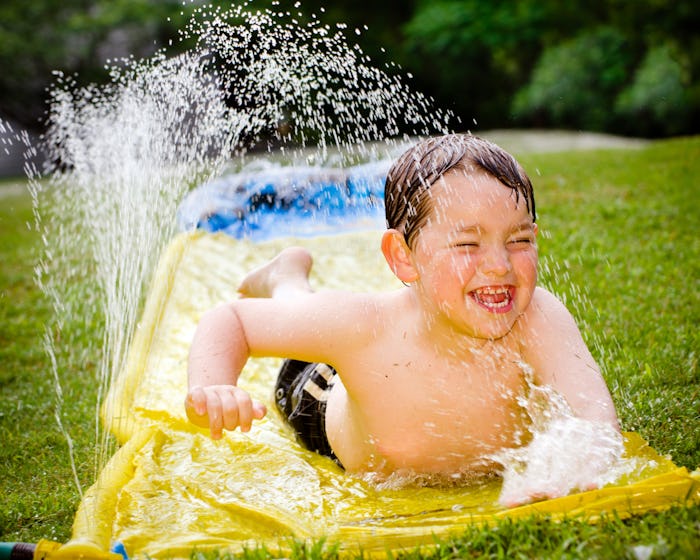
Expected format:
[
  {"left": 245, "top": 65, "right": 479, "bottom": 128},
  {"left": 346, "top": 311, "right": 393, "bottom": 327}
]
[
  {"left": 472, "top": 322, "right": 514, "bottom": 341},
  {"left": 461, "top": 301, "right": 517, "bottom": 339}
]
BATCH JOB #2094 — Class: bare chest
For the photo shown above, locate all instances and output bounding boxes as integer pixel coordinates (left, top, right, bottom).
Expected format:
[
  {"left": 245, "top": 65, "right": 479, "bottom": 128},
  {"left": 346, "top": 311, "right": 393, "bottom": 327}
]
[
  {"left": 331, "top": 341, "right": 530, "bottom": 474},
  {"left": 376, "top": 346, "right": 527, "bottom": 432}
]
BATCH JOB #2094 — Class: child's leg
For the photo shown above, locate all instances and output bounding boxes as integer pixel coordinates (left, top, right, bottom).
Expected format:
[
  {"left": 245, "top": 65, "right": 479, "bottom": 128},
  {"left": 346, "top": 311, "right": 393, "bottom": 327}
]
[{"left": 238, "top": 246, "right": 313, "bottom": 299}]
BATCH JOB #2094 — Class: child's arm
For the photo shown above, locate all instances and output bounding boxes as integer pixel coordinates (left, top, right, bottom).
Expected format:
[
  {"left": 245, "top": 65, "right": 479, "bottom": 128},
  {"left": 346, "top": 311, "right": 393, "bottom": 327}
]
[
  {"left": 185, "top": 303, "right": 267, "bottom": 439},
  {"left": 519, "top": 287, "right": 620, "bottom": 429},
  {"left": 501, "top": 287, "right": 621, "bottom": 506},
  {"left": 185, "top": 291, "right": 378, "bottom": 438}
]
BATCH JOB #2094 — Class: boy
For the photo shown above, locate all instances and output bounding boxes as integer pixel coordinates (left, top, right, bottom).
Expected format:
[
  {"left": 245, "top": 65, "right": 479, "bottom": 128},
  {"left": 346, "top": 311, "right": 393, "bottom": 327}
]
[{"left": 185, "top": 134, "right": 619, "bottom": 487}]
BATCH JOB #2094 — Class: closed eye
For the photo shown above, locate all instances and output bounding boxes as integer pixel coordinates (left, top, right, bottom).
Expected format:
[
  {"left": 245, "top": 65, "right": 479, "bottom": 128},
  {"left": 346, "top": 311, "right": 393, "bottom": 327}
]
[
  {"left": 508, "top": 237, "right": 535, "bottom": 247},
  {"left": 452, "top": 242, "right": 479, "bottom": 249}
]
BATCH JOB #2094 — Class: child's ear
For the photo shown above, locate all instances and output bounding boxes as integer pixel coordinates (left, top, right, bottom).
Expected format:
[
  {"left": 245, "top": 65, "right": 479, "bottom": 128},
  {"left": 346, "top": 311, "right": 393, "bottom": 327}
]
[{"left": 381, "top": 229, "right": 419, "bottom": 283}]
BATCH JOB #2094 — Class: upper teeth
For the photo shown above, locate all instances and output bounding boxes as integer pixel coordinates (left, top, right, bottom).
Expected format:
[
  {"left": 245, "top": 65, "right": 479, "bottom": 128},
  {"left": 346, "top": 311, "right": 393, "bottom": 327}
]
[
  {"left": 475, "top": 287, "right": 509, "bottom": 295},
  {"left": 472, "top": 287, "right": 512, "bottom": 309}
]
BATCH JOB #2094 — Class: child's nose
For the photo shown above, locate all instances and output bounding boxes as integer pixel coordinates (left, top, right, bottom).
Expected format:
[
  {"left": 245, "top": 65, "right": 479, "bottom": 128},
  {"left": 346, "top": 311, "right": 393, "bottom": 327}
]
[{"left": 480, "top": 246, "right": 512, "bottom": 276}]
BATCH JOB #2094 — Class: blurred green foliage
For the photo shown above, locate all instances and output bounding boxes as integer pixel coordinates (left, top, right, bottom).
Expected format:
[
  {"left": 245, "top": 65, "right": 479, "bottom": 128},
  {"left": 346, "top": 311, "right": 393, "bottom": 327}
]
[
  {"left": 0, "top": 0, "right": 187, "bottom": 128},
  {"left": 512, "top": 27, "right": 633, "bottom": 131},
  {"left": 1, "top": 0, "right": 699, "bottom": 137},
  {"left": 403, "top": 0, "right": 700, "bottom": 135},
  {"left": 615, "top": 45, "right": 692, "bottom": 137}
]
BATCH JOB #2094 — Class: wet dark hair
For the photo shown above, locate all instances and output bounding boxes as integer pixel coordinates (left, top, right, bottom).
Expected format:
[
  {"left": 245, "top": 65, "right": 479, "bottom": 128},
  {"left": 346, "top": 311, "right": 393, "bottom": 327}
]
[{"left": 384, "top": 134, "right": 536, "bottom": 248}]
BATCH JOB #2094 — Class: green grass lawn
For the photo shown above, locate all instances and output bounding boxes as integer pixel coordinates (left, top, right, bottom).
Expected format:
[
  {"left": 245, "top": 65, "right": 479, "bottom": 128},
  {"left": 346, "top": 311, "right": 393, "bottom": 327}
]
[{"left": 0, "top": 136, "right": 698, "bottom": 558}]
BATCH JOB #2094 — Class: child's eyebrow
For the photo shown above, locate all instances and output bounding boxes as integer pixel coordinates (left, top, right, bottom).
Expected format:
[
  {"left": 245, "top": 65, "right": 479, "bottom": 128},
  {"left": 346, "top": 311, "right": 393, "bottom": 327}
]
[
  {"left": 452, "top": 221, "right": 534, "bottom": 235},
  {"left": 451, "top": 224, "right": 484, "bottom": 235},
  {"left": 511, "top": 221, "right": 536, "bottom": 233},
  {"left": 451, "top": 225, "right": 481, "bottom": 235}
]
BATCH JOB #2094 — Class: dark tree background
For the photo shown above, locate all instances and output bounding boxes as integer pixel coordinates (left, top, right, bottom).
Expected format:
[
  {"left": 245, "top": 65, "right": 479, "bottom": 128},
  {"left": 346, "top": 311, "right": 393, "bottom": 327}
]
[{"left": 1, "top": 0, "right": 698, "bottom": 138}]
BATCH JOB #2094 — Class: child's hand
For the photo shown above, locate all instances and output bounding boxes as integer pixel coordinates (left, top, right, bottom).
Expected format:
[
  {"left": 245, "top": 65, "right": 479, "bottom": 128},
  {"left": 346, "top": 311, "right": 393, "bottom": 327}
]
[
  {"left": 185, "top": 385, "right": 267, "bottom": 439},
  {"left": 499, "top": 481, "right": 600, "bottom": 508},
  {"left": 495, "top": 417, "right": 624, "bottom": 508}
]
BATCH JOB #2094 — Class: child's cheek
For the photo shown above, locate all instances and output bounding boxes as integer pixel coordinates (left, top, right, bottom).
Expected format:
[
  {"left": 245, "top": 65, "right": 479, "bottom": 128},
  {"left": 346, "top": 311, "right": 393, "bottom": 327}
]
[
  {"left": 434, "top": 258, "right": 473, "bottom": 300},
  {"left": 511, "top": 253, "right": 539, "bottom": 309},
  {"left": 514, "top": 250, "right": 538, "bottom": 279},
  {"left": 447, "top": 253, "right": 477, "bottom": 287}
]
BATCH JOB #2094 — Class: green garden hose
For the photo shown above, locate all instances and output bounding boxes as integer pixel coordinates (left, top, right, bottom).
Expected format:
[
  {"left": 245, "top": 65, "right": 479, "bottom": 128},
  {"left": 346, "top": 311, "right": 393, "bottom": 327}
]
[{"left": 0, "top": 542, "right": 35, "bottom": 559}]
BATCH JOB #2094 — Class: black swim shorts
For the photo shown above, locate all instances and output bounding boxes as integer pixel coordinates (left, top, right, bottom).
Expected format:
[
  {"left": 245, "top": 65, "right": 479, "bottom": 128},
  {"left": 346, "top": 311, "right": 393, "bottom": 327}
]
[{"left": 274, "top": 359, "right": 343, "bottom": 467}]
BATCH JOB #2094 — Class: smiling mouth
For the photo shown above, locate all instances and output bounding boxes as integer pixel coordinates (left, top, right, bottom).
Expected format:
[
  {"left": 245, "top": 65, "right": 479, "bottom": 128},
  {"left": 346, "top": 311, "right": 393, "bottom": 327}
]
[{"left": 469, "top": 286, "right": 514, "bottom": 314}]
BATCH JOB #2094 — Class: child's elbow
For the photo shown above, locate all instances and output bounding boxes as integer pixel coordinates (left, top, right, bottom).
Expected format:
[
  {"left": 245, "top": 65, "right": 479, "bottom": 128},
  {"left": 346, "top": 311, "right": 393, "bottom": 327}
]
[
  {"left": 199, "top": 302, "right": 244, "bottom": 332},
  {"left": 192, "top": 302, "right": 250, "bottom": 358}
]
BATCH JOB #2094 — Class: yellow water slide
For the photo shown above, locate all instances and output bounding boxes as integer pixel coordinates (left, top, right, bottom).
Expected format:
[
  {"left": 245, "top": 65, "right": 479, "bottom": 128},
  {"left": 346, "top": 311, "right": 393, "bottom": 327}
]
[{"left": 41, "top": 231, "right": 698, "bottom": 559}]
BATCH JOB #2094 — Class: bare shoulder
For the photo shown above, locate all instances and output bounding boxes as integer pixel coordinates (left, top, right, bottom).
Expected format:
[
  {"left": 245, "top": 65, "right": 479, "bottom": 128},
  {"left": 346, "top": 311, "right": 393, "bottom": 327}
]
[
  {"left": 514, "top": 286, "right": 593, "bottom": 378},
  {"left": 528, "top": 286, "right": 570, "bottom": 315},
  {"left": 518, "top": 287, "right": 577, "bottom": 338}
]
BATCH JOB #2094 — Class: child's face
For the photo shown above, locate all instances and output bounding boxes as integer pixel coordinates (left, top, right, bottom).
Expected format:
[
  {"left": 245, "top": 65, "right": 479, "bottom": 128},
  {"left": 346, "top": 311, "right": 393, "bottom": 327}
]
[{"left": 410, "top": 169, "right": 538, "bottom": 340}]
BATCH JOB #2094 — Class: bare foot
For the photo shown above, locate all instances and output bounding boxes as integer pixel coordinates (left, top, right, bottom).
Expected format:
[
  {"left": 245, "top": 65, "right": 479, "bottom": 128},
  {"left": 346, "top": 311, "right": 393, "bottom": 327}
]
[{"left": 238, "top": 246, "right": 313, "bottom": 298}]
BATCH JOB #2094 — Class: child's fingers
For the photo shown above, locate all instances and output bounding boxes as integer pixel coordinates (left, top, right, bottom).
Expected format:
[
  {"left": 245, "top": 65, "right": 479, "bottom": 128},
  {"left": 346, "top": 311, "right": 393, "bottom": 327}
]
[
  {"left": 185, "top": 387, "right": 213, "bottom": 431},
  {"left": 235, "top": 389, "right": 254, "bottom": 432},
  {"left": 186, "top": 386, "right": 207, "bottom": 416},
  {"left": 220, "top": 388, "right": 242, "bottom": 432},
  {"left": 212, "top": 386, "right": 259, "bottom": 434},
  {"left": 185, "top": 385, "right": 266, "bottom": 438},
  {"left": 253, "top": 401, "right": 267, "bottom": 419},
  {"left": 206, "top": 390, "right": 224, "bottom": 439}
]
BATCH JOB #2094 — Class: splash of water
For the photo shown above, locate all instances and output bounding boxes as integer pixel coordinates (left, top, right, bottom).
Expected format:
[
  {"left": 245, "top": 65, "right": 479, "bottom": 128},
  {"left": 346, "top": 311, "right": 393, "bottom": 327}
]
[
  {"left": 491, "top": 372, "right": 635, "bottom": 507},
  {"left": 28, "top": 2, "right": 453, "bottom": 492}
]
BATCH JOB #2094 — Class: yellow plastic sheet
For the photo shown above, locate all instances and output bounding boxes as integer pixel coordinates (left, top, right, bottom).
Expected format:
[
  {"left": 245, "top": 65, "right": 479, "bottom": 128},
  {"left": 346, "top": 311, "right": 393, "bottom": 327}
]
[{"left": 59, "top": 231, "right": 699, "bottom": 559}]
